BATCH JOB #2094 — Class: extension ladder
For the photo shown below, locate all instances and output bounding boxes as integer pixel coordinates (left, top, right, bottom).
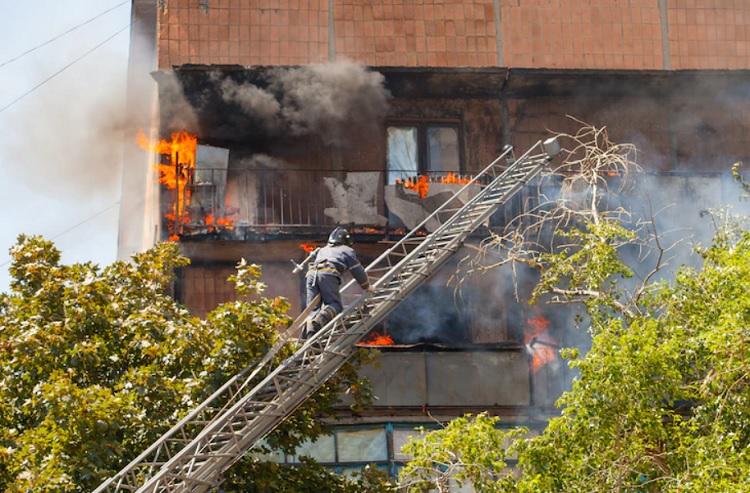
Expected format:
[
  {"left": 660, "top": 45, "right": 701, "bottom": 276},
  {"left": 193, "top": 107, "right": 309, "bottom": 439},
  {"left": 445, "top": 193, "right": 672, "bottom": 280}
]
[{"left": 94, "top": 138, "right": 559, "bottom": 493}]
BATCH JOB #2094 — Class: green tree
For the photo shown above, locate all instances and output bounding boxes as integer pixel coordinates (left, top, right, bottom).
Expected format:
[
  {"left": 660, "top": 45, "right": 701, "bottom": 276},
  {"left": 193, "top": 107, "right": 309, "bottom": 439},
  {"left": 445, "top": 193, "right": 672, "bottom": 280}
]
[
  {"left": 399, "top": 414, "right": 526, "bottom": 493},
  {"left": 501, "top": 224, "right": 750, "bottom": 493},
  {"left": 224, "top": 459, "right": 394, "bottom": 493},
  {"left": 0, "top": 235, "right": 377, "bottom": 492},
  {"left": 399, "top": 126, "right": 750, "bottom": 492}
]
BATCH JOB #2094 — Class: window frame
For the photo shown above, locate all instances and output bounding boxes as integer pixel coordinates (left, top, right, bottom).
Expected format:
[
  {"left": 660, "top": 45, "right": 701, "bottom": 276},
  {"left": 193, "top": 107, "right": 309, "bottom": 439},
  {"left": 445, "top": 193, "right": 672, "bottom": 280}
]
[{"left": 385, "top": 119, "right": 465, "bottom": 176}]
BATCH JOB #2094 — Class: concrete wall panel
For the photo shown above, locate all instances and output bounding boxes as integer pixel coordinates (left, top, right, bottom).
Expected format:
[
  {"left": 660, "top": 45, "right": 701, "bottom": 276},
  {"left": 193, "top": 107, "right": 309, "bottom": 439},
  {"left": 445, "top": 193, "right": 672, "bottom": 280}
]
[{"left": 425, "top": 351, "right": 529, "bottom": 407}]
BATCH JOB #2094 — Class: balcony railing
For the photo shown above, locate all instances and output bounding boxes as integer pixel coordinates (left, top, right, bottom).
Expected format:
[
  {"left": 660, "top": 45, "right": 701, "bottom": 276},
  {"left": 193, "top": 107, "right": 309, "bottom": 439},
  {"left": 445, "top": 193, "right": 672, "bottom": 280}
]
[{"left": 164, "top": 168, "right": 530, "bottom": 239}]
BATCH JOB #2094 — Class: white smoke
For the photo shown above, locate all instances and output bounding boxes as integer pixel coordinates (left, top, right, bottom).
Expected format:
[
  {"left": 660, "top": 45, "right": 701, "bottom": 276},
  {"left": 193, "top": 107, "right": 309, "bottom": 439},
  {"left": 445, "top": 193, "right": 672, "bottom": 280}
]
[{"left": 0, "top": 3, "right": 135, "bottom": 288}]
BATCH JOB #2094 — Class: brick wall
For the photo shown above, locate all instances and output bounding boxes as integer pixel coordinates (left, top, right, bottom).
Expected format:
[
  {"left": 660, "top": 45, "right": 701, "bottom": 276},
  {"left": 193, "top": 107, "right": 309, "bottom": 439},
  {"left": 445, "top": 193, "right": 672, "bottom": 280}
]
[
  {"left": 180, "top": 265, "right": 237, "bottom": 317},
  {"left": 158, "top": 0, "right": 328, "bottom": 67},
  {"left": 155, "top": 0, "right": 750, "bottom": 70},
  {"left": 333, "top": 0, "right": 498, "bottom": 67},
  {"left": 668, "top": 0, "right": 750, "bottom": 69},
  {"left": 501, "top": 0, "right": 664, "bottom": 69}
]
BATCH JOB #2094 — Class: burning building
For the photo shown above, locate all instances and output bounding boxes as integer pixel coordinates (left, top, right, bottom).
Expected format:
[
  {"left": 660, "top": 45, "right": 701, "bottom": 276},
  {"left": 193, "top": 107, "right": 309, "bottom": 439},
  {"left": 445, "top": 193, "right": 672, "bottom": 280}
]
[{"left": 119, "top": 0, "right": 750, "bottom": 477}]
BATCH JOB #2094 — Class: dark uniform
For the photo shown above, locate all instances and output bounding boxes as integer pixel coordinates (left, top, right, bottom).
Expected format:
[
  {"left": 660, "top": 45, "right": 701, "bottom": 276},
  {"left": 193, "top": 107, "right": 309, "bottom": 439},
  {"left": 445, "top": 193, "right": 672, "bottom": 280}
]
[{"left": 303, "top": 228, "right": 369, "bottom": 338}]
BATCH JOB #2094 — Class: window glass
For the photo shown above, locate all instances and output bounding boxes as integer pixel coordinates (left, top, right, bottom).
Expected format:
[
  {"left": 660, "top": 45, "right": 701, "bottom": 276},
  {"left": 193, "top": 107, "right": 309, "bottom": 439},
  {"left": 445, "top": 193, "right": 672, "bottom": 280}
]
[
  {"left": 387, "top": 126, "right": 418, "bottom": 184},
  {"left": 288, "top": 434, "right": 336, "bottom": 463},
  {"left": 427, "top": 126, "right": 460, "bottom": 173},
  {"left": 392, "top": 428, "right": 424, "bottom": 461},
  {"left": 337, "top": 428, "right": 388, "bottom": 462}
]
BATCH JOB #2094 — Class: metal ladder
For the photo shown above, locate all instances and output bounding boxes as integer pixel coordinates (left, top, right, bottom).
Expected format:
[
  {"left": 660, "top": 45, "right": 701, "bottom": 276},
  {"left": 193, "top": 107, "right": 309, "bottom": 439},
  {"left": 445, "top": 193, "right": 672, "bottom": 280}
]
[{"left": 94, "top": 138, "right": 559, "bottom": 493}]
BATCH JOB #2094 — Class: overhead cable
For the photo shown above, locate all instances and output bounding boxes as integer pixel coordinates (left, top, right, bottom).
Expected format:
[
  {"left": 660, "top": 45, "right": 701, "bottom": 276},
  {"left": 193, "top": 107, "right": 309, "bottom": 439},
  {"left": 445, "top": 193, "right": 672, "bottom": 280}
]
[
  {"left": 0, "top": 23, "right": 130, "bottom": 115},
  {"left": 0, "top": 0, "right": 129, "bottom": 69}
]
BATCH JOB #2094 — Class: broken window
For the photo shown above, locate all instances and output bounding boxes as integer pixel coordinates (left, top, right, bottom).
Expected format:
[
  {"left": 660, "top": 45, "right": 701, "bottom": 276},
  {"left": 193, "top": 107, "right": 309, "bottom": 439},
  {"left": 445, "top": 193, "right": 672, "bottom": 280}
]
[
  {"left": 386, "top": 283, "right": 471, "bottom": 344},
  {"left": 426, "top": 126, "right": 460, "bottom": 174},
  {"left": 386, "top": 122, "right": 462, "bottom": 178},
  {"left": 387, "top": 126, "right": 419, "bottom": 184}
]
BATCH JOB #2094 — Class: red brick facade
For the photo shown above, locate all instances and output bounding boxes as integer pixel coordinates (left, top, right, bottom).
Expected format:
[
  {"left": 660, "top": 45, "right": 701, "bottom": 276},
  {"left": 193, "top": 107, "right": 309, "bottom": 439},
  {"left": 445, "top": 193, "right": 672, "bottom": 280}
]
[
  {"left": 501, "top": 0, "right": 664, "bottom": 69},
  {"left": 333, "top": 0, "right": 498, "bottom": 67},
  {"left": 159, "top": 0, "right": 329, "bottom": 67},
  {"left": 669, "top": 0, "right": 750, "bottom": 69},
  {"left": 156, "top": 0, "right": 750, "bottom": 70}
]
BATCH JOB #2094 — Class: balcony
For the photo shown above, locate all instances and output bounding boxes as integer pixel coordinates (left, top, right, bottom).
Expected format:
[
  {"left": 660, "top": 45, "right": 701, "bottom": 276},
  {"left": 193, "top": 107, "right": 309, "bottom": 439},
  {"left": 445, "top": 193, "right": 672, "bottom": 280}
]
[{"left": 164, "top": 168, "right": 513, "bottom": 240}]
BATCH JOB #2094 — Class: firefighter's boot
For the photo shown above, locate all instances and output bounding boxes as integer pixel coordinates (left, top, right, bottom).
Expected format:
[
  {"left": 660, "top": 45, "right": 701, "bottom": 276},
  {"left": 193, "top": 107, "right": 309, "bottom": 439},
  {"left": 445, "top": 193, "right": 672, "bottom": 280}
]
[
  {"left": 306, "top": 305, "right": 338, "bottom": 338},
  {"left": 301, "top": 305, "right": 336, "bottom": 339}
]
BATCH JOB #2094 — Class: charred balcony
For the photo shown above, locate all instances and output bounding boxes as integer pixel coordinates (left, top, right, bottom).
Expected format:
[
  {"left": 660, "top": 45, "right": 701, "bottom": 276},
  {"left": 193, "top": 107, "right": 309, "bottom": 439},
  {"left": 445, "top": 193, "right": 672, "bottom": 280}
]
[{"left": 162, "top": 165, "right": 534, "bottom": 241}]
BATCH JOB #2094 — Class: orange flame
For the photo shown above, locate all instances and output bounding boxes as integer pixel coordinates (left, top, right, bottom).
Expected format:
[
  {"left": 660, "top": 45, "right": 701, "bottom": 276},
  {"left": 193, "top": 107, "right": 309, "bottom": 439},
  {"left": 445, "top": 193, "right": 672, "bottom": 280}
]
[
  {"left": 137, "top": 129, "right": 234, "bottom": 239},
  {"left": 205, "top": 214, "right": 235, "bottom": 232},
  {"left": 397, "top": 175, "right": 430, "bottom": 199},
  {"left": 525, "top": 316, "right": 557, "bottom": 372},
  {"left": 215, "top": 216, "right": 234, "bottom": 229},
  {"left": 299, "top": 243, "right": 317, "bottom": 254},
  {"left": 359, "top": 331, "right": 395, "bottom": 346},
  {"left": 352, "top": 226, "right": 382, "bottom": 234},
  {"left": 396, "top": 173, "right": 473, "bottom": 199},
  {"left": 438, "top": 172, "right": 472, "bottom": 185}
]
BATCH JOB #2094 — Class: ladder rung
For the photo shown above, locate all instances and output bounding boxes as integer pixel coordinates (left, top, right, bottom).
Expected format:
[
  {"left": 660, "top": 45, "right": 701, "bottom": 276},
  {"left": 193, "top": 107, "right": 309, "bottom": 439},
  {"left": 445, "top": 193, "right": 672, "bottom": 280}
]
[{"left": 93, "top": 145, "right": 549, "bottom": 493}]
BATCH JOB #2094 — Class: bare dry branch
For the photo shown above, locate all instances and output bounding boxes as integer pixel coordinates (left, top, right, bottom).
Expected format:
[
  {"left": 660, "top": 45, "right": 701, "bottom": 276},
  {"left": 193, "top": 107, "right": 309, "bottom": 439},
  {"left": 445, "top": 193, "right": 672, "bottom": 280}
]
[{"left": 452, "top": 119, "right": 669, "bottom": 316}]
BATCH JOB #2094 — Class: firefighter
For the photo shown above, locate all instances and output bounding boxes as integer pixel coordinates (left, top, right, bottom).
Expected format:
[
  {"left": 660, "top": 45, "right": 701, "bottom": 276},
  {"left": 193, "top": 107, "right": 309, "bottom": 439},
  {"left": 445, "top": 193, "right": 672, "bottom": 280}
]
[{"left": 302, "top": 227, "right": 371, "bottom": 339}]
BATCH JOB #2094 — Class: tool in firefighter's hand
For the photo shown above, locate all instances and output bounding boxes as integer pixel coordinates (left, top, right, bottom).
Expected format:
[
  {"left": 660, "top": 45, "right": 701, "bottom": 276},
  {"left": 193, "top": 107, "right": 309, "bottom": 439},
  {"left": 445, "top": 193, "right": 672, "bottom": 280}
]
[{"left": 291, "top": 248, "right": 319, "bottom": 274}]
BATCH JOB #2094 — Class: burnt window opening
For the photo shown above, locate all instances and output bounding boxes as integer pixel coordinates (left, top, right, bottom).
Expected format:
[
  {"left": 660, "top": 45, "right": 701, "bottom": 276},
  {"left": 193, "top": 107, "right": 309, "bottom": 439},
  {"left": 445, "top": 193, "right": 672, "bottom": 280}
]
[
  {"left": 385, "top": 283, "right": 470, "bottom": 345},
  {"left": 386, "top": 122, "right": 463, "bottom": 183},
  {"left": 427, "top": 126, "right": 460, "bottom": 174}
]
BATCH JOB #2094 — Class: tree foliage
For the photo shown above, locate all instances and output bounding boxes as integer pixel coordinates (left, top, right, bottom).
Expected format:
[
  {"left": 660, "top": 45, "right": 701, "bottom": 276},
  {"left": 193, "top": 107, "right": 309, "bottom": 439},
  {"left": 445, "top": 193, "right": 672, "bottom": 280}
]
[
  {"left": 402, "top": 221, "right": 750, "bottom": 492},
  {"left": 399, "top": 126, "right": 750, "bottom": 492},
  {"left": 399, "top": 414, "right": 526, "bottom": 493},
  {"left": 0, "top": 235, "right": 373, "bottom": 492},
  {"left": 504, "top": 229, "right": 750, "bottom": 492},
  {"left": 224, "top": 459, "right": 394, "bottom": 493}
]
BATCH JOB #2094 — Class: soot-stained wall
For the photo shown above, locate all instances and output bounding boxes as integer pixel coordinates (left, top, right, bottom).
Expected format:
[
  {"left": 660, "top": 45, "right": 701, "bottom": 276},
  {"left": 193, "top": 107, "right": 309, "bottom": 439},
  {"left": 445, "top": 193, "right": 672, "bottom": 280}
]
[
  {"left": 502, "top": 70, "right": 750, "bottom": 171},
  {"left": 169, "top": 68, "right": 750, "bottom": 343}
]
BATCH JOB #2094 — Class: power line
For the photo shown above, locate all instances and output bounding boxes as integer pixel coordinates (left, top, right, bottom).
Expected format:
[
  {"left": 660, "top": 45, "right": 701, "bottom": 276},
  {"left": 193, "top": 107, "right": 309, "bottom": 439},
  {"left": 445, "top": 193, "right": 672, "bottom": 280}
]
[
  {"left": 0, "top": 23, "right": 130, "bottom": 115},
  {"left": 0, "top": 201, "right": 121, "bottom": 269},
  {"left": 0, "top": 0, "right": 130, "bottom": 69}
]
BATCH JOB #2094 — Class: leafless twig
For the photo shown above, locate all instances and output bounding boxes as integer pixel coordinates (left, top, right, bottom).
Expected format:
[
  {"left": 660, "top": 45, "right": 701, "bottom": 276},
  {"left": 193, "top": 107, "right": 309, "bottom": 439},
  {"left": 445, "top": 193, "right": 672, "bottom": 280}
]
[{"left": 452, "top": 120, "right": 674, "bottom": 317}]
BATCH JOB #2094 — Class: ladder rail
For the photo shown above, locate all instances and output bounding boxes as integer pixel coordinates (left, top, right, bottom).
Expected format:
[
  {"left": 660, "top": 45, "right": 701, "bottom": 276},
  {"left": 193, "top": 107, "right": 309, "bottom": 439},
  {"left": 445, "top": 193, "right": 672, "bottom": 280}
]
[
  {"left": 341, "top": 142, "right": 545, "bottom": 301},
  {"left": 163, "top": 146, "right": 552, "bottom": 491},
  {"left": 94, "top": 139, "right": 555, "bottom": 493},
  {"left": 135, "top": 144, "right": 549, "bottom": 492},
  {"left": 92, "top": 295, "right": 317, "bottom": 493}
]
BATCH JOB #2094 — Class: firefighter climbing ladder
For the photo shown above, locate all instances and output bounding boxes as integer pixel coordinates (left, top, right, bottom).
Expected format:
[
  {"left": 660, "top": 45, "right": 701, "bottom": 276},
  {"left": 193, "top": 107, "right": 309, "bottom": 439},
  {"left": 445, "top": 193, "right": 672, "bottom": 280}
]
[{"left": 94, "top": 137, "right": 560, "bottom": 493}]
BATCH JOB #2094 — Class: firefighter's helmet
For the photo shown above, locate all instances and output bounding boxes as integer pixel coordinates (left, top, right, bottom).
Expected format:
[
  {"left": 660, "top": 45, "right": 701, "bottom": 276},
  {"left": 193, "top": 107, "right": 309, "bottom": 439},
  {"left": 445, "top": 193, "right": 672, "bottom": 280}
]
[{"left": 328, "top": 227, "right": 353, "bottom": 246}]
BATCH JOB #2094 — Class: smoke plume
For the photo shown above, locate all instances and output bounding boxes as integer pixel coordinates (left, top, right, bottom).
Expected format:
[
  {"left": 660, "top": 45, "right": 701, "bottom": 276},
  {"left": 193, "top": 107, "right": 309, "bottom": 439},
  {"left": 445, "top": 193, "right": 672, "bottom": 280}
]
[
  {"left": 158, "top": 71, "right": 199, "bottom": 134},
  {"left": 219, "top": 60, "right": 390, "bottom": 145},
  {"left": 232, "top": 153, "right": 287, "bottom": 169},
  {"left": 219, "top": 78, "right": 282, "bottom": 132}
]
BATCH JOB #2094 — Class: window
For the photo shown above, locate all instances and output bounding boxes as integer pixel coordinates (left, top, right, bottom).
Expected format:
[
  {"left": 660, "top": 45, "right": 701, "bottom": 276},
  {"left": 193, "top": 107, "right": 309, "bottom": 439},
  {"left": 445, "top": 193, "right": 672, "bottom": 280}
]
[
  {"left": 336, "top": 428, "right": 388, "bottom": 462},
  {"left": 386, "top": 126, "right": 418, "bottom": 184},
  {"left": 289, "top": 435, "right": 336, "bottom": 463},
  {"left": 426, "top": 126, "right": 460, "bottom": 173},
  {"left": 386, "top": 122, "right": 462, "bottom": 182},
  {"left": 386, "top": 282, "right": 471, "bottom": 344}
]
